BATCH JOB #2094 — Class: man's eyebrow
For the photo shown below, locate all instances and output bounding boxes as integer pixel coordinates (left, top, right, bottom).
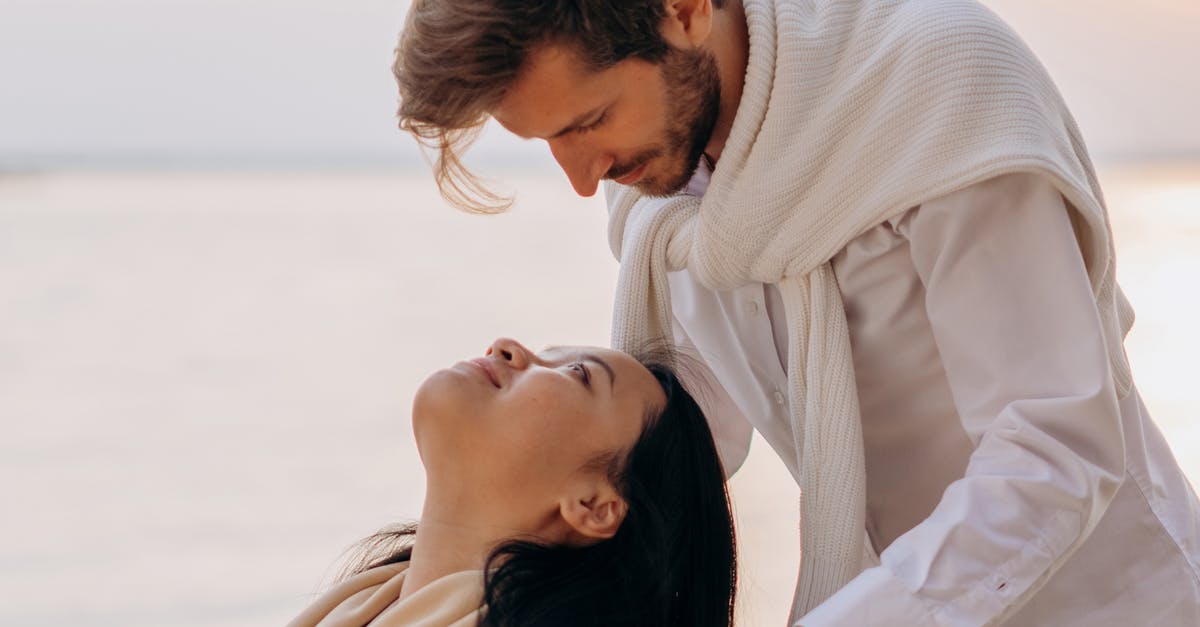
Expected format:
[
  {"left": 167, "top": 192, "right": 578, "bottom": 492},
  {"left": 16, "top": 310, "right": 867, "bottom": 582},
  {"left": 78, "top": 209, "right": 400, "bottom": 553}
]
[{"left": 548, "top": 105, "right": 605, "bottom": 139}]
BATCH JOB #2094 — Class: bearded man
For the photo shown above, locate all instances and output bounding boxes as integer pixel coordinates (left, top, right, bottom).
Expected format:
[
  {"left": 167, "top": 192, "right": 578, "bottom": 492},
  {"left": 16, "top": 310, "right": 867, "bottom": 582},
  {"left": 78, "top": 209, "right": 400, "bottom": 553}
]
[{"left": 392, "top": 0, "right": 1200, "bottom": 624}]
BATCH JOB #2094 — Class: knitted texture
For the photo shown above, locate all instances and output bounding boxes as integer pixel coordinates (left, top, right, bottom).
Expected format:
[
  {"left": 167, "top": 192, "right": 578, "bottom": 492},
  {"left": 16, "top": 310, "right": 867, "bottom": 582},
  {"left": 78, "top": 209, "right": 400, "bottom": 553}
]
[{"left": 606, "top": 0, "right": 1137, "bottom": 618}]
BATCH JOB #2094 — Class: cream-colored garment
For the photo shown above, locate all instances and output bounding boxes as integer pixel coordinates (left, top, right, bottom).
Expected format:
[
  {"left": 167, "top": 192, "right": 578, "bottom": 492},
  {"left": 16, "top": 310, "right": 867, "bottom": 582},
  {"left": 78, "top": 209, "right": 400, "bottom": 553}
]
[
  {"left": 288, "top": 562, "right": 484, "bottom": 627},
  {"left": 670, "top": 169, "right": 1200, "bottom": 625},
  {"left": 606, "top": 0, "right": 1134, "bottom": 616}
]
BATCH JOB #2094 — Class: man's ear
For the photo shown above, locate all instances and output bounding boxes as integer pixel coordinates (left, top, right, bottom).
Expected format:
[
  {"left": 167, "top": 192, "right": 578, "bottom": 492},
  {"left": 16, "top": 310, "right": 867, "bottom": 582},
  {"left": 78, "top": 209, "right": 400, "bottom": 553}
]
[
  {"left": 558, "top": 482, "right": 628, "bottom": 541},
  {"left": 661, "top": 0, "right": 714, "bottom": 49}
]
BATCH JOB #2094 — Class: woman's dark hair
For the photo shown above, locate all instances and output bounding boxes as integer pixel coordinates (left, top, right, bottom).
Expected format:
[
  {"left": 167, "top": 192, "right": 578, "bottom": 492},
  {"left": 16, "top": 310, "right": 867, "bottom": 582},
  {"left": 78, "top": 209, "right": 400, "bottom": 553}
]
[
  {"left": 341, "top": 348, "right": 737, "bottom": 626},
  {"left": 393, "top": 0, "right": 726, "bottom": 212}
]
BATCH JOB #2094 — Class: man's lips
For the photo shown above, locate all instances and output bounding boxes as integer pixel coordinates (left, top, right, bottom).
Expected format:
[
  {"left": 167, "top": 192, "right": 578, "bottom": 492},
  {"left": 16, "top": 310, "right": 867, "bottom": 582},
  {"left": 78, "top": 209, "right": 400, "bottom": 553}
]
[
  {"left": 468, "top": 357, "right": 501, "bottom": 388},
  {"left": 613, "top": 162, "right": 648, "bottom": 186}
]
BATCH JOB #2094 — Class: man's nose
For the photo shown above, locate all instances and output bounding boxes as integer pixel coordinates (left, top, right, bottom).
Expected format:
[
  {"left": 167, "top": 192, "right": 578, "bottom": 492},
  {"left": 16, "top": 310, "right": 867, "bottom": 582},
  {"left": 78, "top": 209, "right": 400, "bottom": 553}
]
[
  {"left": 487, "top": 337, "right": 531, "bottom": 370},
  {"left": 549, "top": 138, "right": 614, "bottom": 197}
]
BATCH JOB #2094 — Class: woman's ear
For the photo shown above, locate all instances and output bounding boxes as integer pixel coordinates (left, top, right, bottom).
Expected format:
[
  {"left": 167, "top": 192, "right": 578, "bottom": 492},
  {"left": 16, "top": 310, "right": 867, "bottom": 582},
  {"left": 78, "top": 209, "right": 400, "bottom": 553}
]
[
  {"left": 558, "top": 482, "right": 628, "bottom": 541},
  {"left": 661, "top": 0, "right": 714, "bottom": 49}
]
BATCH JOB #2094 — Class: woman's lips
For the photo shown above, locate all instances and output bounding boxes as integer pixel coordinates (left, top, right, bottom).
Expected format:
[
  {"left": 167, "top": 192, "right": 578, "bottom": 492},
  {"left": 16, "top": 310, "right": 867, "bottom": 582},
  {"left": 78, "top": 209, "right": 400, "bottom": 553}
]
[
  {"left": 468, "top": 358, "right": 501, "bottom": 388},
  {"left": 614, "top": 162, "right": 648, "bottom": 186}
]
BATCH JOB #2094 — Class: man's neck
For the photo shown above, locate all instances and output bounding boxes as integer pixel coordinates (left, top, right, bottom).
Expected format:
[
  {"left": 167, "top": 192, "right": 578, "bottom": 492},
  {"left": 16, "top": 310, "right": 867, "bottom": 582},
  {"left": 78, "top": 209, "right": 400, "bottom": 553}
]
[{"left": 703, "top": 0, "right": 750, "bottom": 164}]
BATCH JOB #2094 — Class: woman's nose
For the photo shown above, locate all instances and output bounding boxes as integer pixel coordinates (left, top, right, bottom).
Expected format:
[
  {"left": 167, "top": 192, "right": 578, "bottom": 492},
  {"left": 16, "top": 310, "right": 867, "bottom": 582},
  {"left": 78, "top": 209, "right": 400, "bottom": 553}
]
[{"left": 487, "top": 337, "right": 531, "bottom": 369}]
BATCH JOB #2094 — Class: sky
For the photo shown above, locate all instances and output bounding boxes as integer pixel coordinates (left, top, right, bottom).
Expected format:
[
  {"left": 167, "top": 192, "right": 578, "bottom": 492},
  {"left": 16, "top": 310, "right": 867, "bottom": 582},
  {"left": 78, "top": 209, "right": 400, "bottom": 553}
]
[{"left": 0, "top": 0, "right": 1197, "bottom": 170}]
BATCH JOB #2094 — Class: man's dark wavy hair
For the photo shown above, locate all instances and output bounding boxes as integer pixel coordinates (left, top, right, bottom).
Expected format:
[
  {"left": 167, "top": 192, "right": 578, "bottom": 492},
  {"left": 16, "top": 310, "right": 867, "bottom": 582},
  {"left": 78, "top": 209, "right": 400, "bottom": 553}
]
[
  {"left": 393, "top": 0, "right": 725, "bottom": 212},
  {"left": 340, "top": 347, "right": 737, "bottom": 626}
]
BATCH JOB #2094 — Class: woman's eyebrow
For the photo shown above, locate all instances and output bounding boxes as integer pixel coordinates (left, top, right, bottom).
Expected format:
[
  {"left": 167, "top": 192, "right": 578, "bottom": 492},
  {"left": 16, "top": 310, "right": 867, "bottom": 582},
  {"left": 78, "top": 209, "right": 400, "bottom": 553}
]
[
  {"left": 581, "top": 353, "right": 616, "bottom": 388},
  {"left": 544, "top": 346, "right": 617, "bottom": 390}
]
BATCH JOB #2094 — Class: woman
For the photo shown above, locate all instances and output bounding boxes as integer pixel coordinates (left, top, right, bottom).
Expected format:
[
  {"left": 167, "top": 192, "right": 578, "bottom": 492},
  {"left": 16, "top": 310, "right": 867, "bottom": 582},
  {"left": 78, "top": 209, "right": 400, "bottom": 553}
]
[{"left": 289, "top": 337, "right": 737, "bottom": 627}]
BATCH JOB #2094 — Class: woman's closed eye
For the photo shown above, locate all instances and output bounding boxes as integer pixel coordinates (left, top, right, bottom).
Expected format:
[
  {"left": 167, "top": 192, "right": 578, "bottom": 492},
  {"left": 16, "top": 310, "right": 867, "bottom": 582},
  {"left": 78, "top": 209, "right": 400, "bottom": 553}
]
[{"left": 570, "top": 361, "right": 592, "bottom": 389}]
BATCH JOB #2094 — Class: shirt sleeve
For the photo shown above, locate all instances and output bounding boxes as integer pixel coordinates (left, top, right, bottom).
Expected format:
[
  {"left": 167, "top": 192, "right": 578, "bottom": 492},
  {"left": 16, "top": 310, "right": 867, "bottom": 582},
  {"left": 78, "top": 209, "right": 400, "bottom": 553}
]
[
  {"left": 670, "top": 313, "right": 755, "bottom": 478},
  {"left": 798, "top": 172, "right": 1126, "bottom": 626}
]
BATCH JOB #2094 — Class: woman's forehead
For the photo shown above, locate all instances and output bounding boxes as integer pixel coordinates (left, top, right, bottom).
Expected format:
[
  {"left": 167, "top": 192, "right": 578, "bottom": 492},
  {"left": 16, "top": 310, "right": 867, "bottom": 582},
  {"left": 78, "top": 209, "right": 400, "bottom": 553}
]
[{"left": 541, "top": 344, "right": 608, "bottom": 358}]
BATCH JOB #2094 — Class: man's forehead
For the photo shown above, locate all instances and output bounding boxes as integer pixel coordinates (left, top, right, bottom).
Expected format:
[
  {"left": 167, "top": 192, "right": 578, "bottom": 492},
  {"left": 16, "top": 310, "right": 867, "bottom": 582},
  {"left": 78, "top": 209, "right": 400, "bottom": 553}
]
[
  {"left": 524, "top": 43, "right": 588, "bottom": 77},
  {"left": 490, "top": 44, "right": 604, "bottom": 140}
]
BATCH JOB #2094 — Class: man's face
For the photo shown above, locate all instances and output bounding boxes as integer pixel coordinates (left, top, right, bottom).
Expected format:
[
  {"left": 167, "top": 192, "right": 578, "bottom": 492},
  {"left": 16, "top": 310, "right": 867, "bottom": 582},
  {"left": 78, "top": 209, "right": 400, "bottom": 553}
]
[{"left": 491, "top": 43, "right": 721, "bottom": 198}]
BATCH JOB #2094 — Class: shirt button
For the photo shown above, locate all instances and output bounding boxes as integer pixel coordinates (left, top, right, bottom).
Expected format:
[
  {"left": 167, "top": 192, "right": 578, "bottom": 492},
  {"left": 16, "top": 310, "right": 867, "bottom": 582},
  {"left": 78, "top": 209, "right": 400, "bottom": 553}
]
[
  {"left": 746, "top": 300, "right": 761, "bottom": 315},
  {"left": 774, "top": 390, "right": 786, "bottom": 405}
]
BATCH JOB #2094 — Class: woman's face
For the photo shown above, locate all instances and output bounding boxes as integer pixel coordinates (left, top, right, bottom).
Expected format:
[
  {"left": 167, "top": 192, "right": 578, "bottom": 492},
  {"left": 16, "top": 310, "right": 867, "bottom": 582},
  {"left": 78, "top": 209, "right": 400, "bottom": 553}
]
[{"left": 412, "top": 338, "right": 665, "bottom": 531}]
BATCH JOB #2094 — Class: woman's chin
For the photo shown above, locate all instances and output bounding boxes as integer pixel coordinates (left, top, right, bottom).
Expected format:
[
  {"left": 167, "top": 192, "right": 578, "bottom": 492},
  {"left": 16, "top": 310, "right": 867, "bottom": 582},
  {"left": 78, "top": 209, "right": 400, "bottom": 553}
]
[
  {"left": 411, "top": 370, "right": 458, "bottom": 438},
  {"left": 411, "top": 367, "right": 486, "bottom": 462},
  {"left": 413, "top": 366, "right": 466, "bottom": 409}
]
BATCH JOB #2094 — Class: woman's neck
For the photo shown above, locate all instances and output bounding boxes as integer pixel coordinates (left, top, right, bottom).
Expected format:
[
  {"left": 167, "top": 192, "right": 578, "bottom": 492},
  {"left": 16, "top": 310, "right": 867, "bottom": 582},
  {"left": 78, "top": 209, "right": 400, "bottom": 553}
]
[
  {"left": 397, "top": 489, "right": 560, "bottom": 601},
  {"left": 397, "top": 501, "right": 496, "bottom": 601}
]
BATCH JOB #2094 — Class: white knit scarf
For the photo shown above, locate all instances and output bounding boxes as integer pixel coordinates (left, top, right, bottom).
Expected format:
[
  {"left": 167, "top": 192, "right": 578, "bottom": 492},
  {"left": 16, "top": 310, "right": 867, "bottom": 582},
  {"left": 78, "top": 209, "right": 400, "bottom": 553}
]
[{"left": 606, "top": 0, "right": 1135, "bottom": 618}]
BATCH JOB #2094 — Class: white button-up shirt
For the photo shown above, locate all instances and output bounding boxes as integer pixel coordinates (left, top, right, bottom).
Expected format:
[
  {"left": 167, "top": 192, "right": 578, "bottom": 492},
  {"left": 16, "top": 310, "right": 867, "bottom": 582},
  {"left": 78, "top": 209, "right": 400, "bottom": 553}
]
[{"left": 668, "top": 165, "right": 1200, "bottom": 625}]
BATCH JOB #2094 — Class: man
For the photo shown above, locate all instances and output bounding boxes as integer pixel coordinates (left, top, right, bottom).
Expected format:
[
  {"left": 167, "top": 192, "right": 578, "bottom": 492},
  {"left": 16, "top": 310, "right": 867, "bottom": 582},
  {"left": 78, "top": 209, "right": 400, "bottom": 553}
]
[{"left": 393, "top": 0, "right": 1200, "bottom": 624}]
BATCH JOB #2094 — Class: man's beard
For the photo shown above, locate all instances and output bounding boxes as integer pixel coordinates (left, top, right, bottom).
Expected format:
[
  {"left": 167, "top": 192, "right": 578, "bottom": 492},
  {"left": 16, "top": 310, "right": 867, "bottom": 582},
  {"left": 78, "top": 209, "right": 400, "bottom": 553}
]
[{"left": 627, "top": 47, "right": 722, "bottom": 197}]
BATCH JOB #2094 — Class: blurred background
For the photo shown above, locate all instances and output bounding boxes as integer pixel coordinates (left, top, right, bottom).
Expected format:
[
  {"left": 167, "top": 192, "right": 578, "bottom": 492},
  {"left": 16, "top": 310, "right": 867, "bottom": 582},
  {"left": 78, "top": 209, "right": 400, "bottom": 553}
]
[{"left": 1, "top": 1, "right": 1197, "bottom": 625}]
